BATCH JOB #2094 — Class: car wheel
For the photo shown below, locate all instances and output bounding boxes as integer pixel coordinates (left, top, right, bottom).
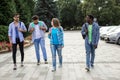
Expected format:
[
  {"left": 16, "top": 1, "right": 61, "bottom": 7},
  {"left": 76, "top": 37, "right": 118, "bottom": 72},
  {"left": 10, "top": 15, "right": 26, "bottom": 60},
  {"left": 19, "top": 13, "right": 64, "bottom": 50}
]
[{"left": 117, "top": 38, "right": 120, "bottom": 45}]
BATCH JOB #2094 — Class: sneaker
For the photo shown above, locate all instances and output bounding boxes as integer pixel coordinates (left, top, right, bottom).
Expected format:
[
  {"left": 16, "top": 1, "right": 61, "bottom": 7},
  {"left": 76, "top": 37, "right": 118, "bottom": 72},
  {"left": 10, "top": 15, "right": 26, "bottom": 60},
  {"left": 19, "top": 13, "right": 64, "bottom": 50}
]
[
  {"left": 58, "top": 65, "right": 62, "bottom": 68},
  {"left": 37, "top": 62, "right": 40, "bottom": 65},
  {"left": 13, "top": 65, "right": 17, "bottom": 70},
  {"left": 21, "top": 62, "right": 24, "bottom": 67},
  {"left": 91, "top": 65, "right": 94, "bottom": 68},
  {"left": 85, "top": 67, "right": 90, "bottom": 72},
  {"left": 37, "top": 60, "right": 40, "bottom": 65},
  {"left": 51, "top": 68, "right": 56, "bottom": 72},
  {"left": 45, "top": 61, "right": 48, "bottom": 64}
]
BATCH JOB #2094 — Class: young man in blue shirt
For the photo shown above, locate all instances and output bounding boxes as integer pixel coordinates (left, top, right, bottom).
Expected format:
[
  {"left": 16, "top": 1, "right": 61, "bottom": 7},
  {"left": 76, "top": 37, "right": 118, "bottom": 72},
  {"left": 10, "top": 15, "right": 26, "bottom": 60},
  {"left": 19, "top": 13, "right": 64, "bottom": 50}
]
[{"left": 8, "top": 13, "right": 27, "bottom": 70}]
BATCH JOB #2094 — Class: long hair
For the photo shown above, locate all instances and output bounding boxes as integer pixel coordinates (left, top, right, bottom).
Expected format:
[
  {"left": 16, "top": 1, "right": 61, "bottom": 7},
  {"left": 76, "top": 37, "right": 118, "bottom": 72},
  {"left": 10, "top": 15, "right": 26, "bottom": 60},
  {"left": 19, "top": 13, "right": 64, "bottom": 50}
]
[{"left": 52, "top": 18, "right": 60, "bottom": 27}]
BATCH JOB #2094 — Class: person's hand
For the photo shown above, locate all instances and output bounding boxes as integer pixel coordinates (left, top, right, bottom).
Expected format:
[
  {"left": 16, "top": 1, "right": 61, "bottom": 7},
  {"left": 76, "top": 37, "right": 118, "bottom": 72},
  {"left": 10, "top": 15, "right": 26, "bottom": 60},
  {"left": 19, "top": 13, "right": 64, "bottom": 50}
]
[
  {"left": 48, "top": 31, "right": 51, "bottom": 35},
  {"left": 94, "top": 45, "right": 97, "bottom": 49},
  {"left": 85, "top": 29, "right": 88, "bottom": 35},
  {"left": 40, "top": 27, "right": 46, "bottom": 30},
  {"left": 30, "top": 28, "right": 34, "bottom": 32},
  {"left": 9, "top": 40, "right": 12, "bottom": 46},
  {"left": 18, "top": 28, "right": 23, "bottom": 32},
  {"left": 62, "top": 46, "right": 64, "bottom": 48}
]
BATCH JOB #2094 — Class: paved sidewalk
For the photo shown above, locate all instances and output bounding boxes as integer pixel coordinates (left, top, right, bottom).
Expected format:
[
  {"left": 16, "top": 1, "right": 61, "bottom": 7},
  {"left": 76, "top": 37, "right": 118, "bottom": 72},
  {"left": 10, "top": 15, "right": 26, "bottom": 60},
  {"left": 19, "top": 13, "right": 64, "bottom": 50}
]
[{"left": 0, "top": 31, "right": 120, "bottom": 80}]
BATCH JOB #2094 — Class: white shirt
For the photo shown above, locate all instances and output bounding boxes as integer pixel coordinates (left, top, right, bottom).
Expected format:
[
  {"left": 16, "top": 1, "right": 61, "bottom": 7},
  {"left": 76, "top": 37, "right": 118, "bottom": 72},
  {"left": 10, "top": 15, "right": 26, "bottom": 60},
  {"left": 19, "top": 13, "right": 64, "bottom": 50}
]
[{"left": 35, "top": 24, "right": 41, "bottom": 39}]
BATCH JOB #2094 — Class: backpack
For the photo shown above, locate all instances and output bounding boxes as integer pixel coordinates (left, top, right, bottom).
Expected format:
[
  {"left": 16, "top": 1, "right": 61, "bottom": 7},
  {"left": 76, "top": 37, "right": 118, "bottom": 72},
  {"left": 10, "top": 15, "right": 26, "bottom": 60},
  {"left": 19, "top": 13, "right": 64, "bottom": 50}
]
[
  {"left": 31, "top": 21, "right": 42, "bottom": 28},
  {"left": 82, "top": 23, "right": 88, "bottom": 39},
  {"left": 19, "top": 21, "right": 25, "bottom": 37}
]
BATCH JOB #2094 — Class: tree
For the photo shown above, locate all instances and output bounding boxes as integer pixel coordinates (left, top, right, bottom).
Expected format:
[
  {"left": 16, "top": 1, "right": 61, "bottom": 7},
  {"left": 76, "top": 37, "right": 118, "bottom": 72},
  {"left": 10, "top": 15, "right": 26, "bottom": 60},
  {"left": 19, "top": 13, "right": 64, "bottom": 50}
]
[
  {"left": 0, "top": 0, "right": 16, "bottom": 25},
  {"left": 24, "top": 0, "right": 35, "bottom": 15},
  {"left": 75, "top": 2, "right": 84, "bottom": 26},
  {"left": 14, "top": 0, "right": 31, "bottom": 26},
  {"left": 56, "top": 0, "right": 78, "bottom": 28},
  {"left": 82, "top": 0, "right": 120, "bottom": 26},
  {"left": 34, "top": 0, "right": 58, "bottom": 28}
]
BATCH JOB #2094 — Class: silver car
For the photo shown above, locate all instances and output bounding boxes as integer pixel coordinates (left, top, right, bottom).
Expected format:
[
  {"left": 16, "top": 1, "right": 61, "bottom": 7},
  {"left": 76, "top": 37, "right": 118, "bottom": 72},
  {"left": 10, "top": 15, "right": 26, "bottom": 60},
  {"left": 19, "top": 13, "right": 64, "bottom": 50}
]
[
  {"left": 105, "top": 27, "right": 120, "bottom": 45},
  {"left": 100, "top": 26, "right": 116, "bottom": 40}
]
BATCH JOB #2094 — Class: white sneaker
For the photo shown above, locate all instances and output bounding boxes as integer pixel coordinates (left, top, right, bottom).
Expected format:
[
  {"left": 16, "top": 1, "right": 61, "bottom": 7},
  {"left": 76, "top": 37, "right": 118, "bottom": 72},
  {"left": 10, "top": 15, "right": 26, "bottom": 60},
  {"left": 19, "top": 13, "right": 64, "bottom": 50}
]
[
  {"left": 58, "top": 65, "right": 62, "bottom": 68},
  {"left": 51, "top": 68, "right": 56, "bottom": 72}
]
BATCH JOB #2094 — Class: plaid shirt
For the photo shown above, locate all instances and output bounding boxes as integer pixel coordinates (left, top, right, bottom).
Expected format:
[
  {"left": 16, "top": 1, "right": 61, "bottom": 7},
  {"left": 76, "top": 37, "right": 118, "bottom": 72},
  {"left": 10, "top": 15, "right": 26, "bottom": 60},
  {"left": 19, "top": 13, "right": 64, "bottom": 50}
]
[{"left": 48, "top": 26, "right": 64, "bottom": 46}]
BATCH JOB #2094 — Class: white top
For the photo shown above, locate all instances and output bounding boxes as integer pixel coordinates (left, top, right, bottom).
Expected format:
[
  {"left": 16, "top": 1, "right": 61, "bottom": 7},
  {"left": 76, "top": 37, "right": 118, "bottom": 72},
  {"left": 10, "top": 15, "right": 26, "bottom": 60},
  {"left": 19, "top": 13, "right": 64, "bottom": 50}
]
[{"left": 35, "top": 24, "right": 41, "bottom": 39}]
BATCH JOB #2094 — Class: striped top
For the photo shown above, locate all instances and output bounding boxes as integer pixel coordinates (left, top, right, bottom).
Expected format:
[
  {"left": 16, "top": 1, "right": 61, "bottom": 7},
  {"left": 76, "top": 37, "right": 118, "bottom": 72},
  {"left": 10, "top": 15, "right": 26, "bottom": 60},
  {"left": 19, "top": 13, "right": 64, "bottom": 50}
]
[{"left": 48, "top": 26, "right": 64, "bottom": 46}]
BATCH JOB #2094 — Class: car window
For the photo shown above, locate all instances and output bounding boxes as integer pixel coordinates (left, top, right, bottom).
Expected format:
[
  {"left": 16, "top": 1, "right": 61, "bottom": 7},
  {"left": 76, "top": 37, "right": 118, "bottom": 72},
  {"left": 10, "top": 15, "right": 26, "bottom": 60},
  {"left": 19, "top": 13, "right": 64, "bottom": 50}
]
[
  {"left": 107, "top": 27, "right": 114, "bottom": 31},
  {"left": 114, "top": 27, "right": 120, "bottom": 32},
  {"left": 112, "top": 27, "right": 120, "bottom": 32}
]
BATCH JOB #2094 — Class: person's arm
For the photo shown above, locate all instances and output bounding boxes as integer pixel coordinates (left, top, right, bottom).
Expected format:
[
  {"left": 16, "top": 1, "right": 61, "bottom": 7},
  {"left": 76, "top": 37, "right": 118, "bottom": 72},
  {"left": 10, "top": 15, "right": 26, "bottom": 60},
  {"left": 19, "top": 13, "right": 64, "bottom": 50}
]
[
  {"left": 48, "top": 28, "right": 52, "bottom": 39},
  {"left": 81, "top": 24, "right": 86, "bottom": 35},
  {"left": 8, "top": 24, "right": 12, "bottom": 44},
  {"left": 18, "top": 22, "right": 27, "bottom": 32},
  {"left": 28, "top": 23, "right": 34, "bottom": 33},
  {"left": 8, "top": 36, "right": 12, "bottom": 44},
  {"left": 94, "top": 24, "right": 100, "bottom": 49},
  {"left": 61, "top": 27, "right": 64, "bottom": 48},
  {"left": 40, "top": 21, "right": 47, "bottom": 31}
]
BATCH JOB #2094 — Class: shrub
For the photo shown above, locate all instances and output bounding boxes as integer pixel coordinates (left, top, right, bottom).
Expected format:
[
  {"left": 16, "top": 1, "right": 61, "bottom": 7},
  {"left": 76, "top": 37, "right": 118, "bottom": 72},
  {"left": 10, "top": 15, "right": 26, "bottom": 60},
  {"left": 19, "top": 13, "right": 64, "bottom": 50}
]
[{"left": 0, "top": 25, "right": 9, "bottom": 42}]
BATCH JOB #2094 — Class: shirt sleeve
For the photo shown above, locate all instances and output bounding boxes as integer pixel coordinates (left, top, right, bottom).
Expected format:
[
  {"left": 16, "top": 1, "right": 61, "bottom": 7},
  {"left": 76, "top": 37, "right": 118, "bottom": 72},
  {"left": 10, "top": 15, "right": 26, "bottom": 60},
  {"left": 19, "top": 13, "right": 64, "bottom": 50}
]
[
  {"left": 21, "top": 22, "right": 27, "bottom": 31},
  {"left": 81, "top": 24, "right": 86, "bottom": 35},
  {"left": 28, "top": 23, "right": 33, "bottom": 32},
  {"left": 48, "top": 28, "right": 52, "bottom": 39},
  {"left": 8, "top": 24, "right": 12, "bottom": 36},
  {"left": 61, "top": 26, "right": 64, "bottom": 46},
  {"left": 42, "top": 21, "right": 48, "bottom": 30},
  {"left": 95, "top": 24, "right": 100, "bottom": 45}
]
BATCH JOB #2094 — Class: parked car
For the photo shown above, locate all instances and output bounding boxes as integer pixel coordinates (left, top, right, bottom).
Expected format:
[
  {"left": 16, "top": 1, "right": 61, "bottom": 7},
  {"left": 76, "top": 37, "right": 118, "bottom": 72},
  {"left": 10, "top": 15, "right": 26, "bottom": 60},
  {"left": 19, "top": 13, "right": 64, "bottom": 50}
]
[
  {"left": 100, "top": 26, "right": 109, "bottom": 34},
  {"left": 100, "top": 26, "right": 113, "bottom": 40},
  {"left": 104, "top": 27, "right": 120, "bottom": 45},
  {"left": 100, "top": 26, "right": 119, "bottom": 40}
]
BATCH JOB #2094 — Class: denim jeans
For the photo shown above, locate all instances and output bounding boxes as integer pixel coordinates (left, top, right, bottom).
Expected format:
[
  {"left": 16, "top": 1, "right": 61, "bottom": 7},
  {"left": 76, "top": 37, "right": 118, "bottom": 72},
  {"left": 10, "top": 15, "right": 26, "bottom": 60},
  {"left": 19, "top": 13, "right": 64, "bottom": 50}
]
[
  {"left": 85, "top": 42, "right": 95, "bottom": 68},
  {"left": 34, "top": 37, "right": 47, "bottom": 61},
  {"left": 50, "top": 44, "right": 62, "bottom": 69}
]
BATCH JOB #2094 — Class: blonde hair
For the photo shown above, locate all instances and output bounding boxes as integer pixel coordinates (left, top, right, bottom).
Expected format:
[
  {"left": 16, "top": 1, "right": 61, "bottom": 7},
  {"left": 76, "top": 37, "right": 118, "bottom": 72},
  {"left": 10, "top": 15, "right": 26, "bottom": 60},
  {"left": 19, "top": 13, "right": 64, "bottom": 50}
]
[{"left": 52, "top": 18, "right": 60, "bottom": 27}]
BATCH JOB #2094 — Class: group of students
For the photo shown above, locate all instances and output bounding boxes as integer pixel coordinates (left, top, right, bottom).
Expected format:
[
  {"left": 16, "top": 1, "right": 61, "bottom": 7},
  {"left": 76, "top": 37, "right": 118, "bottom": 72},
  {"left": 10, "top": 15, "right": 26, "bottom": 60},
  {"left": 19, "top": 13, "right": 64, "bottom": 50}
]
[
  {"left": 8, "top": 13, "right": 99, "bottom": 72},
  {"left": 8, "top": 13, "right": 64, "bottom": 72}
]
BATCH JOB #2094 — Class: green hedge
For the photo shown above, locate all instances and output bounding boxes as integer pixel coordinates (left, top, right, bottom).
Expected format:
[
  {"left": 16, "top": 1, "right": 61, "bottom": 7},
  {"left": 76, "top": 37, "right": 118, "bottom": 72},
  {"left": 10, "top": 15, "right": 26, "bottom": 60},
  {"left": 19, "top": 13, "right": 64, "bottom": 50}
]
[
  {"left": 0, "top": 25, "right": 9, "bottom": 42},
  {"left": 0, "top": 25, "right": 30, "bottom": 42}
]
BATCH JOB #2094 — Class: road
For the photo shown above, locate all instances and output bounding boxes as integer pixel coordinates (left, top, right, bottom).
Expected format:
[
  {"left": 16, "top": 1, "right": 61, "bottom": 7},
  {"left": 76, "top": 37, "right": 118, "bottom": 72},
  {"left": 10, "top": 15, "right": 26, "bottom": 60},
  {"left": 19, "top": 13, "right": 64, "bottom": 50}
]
[{"left": 0, "top": 31, "right": 120, "bottom": 80}]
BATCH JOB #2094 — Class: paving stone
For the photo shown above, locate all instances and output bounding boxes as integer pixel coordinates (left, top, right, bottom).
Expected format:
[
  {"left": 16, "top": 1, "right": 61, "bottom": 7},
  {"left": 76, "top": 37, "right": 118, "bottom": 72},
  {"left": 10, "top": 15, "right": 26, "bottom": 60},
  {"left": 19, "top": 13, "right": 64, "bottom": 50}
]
[{"left": 0, "top": 31, "right": 120, "bottom": 80}]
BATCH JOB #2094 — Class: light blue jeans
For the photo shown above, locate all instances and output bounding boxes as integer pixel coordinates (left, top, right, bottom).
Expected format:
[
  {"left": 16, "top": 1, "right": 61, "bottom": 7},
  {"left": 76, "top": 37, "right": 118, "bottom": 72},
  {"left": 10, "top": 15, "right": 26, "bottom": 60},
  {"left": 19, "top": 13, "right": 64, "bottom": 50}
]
[
  {"left": 50, "top": 44, "right": 62, "bottom": 69},
  {"left": 85, "top": 42, "right": 95, "bottom": 68},
  {"left": 34, "top": 37, "right": 47, "bottom": 61}
]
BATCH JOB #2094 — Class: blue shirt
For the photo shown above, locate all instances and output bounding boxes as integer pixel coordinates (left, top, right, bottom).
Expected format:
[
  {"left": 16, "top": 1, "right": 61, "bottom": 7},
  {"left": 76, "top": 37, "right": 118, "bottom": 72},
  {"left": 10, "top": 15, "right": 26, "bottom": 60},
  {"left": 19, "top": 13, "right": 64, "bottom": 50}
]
[
  {"left": 51, "top": 28, "right": 59, "bottom": 44},
  {"left": 8, "top": 22, "right": 27, "bottom": 44},
  {"left": 48, "top": 26, "right": 64, "bottom": 46},
  {"left": 15, "top": 27, "right": 19, "bottom": 38},
  {"left": 81, "top": 22, "right": 100, "bottom": 45}
]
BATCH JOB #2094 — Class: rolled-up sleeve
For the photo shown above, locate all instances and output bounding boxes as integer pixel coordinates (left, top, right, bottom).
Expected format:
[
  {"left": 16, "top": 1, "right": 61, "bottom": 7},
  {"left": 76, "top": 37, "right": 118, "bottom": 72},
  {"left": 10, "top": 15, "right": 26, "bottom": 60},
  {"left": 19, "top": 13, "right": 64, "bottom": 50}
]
[
  {"left": 21, "top": 22, "right": 27, "bottom": 31},
  {"left": 81, "top": 24, "right": 86, "bottom": 35},
  {"left": 61, "top": 27, "right": 64, "bottom": 46},
  {"left": 95, "top": 25, "right": 100, "bottom": 45},
  {"left": 42, "top": 22, "right": 48, "bottom": 30},
  {"left": 8, "top": 24, "right": 12, "bottom": 36},
  {"left": 28, "top": 23, "right": 32, "bottom": 32}
]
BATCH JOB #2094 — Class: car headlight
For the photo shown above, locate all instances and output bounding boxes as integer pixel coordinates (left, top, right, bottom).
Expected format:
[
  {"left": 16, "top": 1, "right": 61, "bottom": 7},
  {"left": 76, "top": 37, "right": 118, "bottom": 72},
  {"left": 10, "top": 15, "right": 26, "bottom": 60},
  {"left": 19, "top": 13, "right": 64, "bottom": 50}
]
[{"left": 106, "top": 35, "right": 110, "bottom": 37}]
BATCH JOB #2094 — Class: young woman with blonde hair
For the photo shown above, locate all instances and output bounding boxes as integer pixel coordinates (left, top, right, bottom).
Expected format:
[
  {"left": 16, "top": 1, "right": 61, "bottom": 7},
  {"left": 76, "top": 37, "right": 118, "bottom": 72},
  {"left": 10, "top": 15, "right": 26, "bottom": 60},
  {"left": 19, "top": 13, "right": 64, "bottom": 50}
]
[{"left": 48, "top": 18, "right": 64, "bottom": 72}]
